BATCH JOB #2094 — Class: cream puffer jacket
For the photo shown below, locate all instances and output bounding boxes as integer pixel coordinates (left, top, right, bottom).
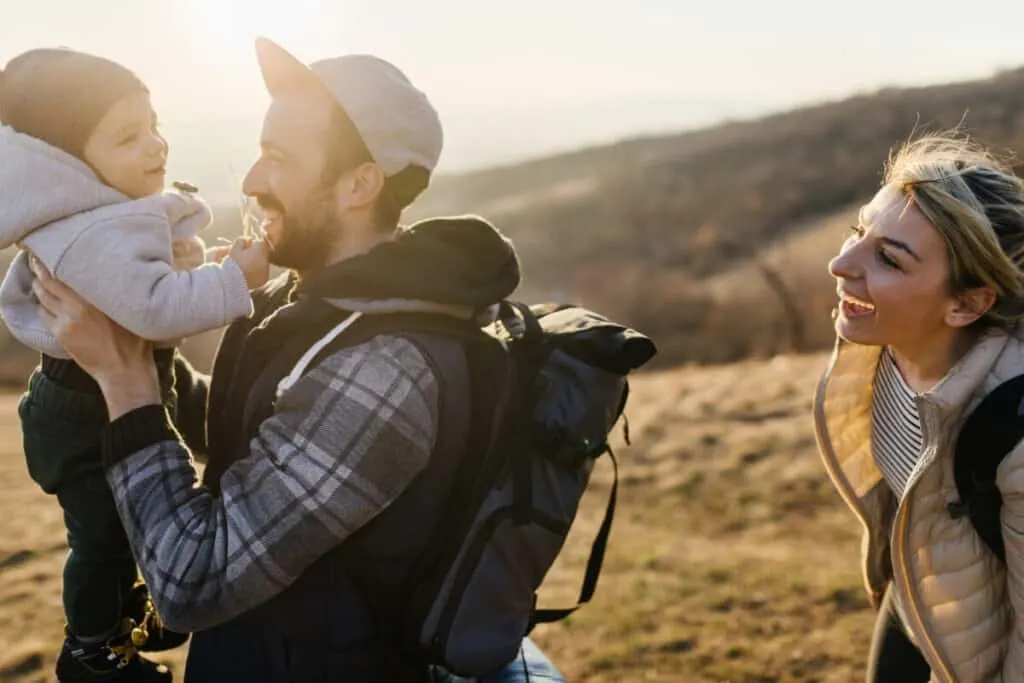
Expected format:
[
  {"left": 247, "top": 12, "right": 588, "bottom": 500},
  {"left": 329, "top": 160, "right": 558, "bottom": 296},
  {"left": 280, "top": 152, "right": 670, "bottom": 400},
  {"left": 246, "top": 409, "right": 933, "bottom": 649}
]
[{"left": 814, "top": 328, "right": 1024, "bottom": 682}]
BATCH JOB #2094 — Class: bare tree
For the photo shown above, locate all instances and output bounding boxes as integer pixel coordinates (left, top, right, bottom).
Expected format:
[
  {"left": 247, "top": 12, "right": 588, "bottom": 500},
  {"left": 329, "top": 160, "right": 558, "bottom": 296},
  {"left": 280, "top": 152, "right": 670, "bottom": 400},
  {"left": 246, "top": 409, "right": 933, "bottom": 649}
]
[
  {"left": 719, "top": 234, "right": 808, "bottom": 354},
  {"left": 754, "top": 257, "right": 807, "bottom": 353}
]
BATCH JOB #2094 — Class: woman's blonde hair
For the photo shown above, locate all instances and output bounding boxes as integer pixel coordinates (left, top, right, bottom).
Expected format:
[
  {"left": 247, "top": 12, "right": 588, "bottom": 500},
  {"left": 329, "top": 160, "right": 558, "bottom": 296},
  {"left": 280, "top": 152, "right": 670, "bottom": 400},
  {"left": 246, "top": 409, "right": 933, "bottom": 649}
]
[{"left": 885, "top": 132, "right": 1024, "bottom": 329}]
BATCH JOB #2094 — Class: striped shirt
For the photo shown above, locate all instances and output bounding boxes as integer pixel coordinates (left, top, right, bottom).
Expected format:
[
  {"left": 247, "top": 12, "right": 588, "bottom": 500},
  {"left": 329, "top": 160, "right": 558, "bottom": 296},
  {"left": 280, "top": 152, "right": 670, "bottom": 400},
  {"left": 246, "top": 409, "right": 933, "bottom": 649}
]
[{"left": 872, "top": 349, "right": 924, "bottom": 498}]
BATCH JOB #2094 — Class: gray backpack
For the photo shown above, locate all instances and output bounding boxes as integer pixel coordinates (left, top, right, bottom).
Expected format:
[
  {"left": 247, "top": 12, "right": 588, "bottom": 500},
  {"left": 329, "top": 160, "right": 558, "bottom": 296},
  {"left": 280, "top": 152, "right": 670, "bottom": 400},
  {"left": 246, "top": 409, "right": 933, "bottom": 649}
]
[{"left": 285, "top": 301, "right": 656, "bottom": 676}]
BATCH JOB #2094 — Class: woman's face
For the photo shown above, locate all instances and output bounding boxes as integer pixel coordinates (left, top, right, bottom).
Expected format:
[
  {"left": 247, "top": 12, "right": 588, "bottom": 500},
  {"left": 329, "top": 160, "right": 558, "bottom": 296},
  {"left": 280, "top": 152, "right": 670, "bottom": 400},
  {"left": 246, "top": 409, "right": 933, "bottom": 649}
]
[{"left": 828, "top": 184, "right": 963, "bottom": 349}]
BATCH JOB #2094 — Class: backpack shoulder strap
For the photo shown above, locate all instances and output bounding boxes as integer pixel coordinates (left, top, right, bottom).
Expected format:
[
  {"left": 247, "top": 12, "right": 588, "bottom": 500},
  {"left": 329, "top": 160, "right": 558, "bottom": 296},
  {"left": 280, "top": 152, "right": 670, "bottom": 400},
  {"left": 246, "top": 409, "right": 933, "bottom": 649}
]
[
  {"left": 275, "top": 311, "right": 364, "bottom": 399},
  {"left": 951, "top": 373, "right": 1024, "bottom": 563},
  {"left": 275, "top": 311, "right": 488, "bottom": 399}
]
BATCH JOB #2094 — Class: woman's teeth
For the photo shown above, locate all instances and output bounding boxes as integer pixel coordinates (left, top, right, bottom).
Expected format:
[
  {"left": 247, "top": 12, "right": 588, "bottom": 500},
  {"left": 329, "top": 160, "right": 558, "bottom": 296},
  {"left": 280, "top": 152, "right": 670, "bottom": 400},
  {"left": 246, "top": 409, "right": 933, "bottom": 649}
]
[{"left": 841, "top": 299, "right": 875, "bottom": 316}]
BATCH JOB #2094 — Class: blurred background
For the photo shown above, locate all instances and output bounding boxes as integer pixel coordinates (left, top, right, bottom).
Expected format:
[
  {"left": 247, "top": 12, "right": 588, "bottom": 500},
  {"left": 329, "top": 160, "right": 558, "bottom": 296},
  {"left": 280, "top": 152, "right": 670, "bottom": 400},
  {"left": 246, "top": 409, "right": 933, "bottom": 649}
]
[{"left": 3, "top": 1, "right": 1024, "bottom": 680}]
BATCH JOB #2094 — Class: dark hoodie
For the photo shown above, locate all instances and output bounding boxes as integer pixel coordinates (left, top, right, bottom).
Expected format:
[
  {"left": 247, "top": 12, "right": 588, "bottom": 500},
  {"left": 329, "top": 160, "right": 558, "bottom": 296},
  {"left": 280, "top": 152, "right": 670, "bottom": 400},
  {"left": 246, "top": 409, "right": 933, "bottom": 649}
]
[{"left": 101, "top": 216, "right": 520, "bottom": 683}]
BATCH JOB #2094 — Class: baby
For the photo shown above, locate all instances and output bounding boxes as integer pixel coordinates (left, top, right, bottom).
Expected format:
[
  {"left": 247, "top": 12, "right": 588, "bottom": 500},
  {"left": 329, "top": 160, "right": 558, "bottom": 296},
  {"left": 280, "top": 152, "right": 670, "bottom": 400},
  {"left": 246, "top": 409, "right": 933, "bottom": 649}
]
[{"left": 0, "top": 48, "right": 267, "bottom": 683}]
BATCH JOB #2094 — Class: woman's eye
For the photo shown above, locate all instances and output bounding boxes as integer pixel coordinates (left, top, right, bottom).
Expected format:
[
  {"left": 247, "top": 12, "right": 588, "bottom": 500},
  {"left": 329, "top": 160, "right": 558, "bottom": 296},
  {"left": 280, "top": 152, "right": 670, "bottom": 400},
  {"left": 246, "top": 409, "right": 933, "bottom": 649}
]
[
  {"left": 848, "top": 224, "right": 865, "bottom": 238},
  {"left": 878, "top": 250, "right": 901, "bottom": 270}
]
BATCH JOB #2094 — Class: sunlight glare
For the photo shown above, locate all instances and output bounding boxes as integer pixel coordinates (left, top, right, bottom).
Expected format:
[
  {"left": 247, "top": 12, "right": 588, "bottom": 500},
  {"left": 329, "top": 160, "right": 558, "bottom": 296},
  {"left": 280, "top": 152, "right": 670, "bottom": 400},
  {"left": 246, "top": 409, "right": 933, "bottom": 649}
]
[{"left": 189, "top": 0, "right": 328, "bottom": 55}]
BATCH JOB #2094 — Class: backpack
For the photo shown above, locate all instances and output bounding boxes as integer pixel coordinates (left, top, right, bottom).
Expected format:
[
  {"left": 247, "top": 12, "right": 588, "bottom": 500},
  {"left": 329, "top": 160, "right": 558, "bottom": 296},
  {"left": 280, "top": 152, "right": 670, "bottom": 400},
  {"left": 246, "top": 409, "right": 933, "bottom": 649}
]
[
  {"left": 948, "top": 374, "right": 1024, "bottom": 564},
  {"left": 277, "top": 300, "right": 657, "bottom": 676}
]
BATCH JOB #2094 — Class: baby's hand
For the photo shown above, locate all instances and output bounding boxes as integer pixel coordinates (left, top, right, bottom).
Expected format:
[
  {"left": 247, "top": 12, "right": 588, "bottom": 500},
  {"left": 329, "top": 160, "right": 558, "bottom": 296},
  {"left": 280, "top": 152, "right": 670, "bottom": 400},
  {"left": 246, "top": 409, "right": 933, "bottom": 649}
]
[
  {"left": 228, "top": 238, "right": 271, "bottom": 290},
  {"left": 172, "top": 236, "right": 207, "bottom": 271},
  {"left": 205, "top": 244, "right": 231, "bottom": 264}
]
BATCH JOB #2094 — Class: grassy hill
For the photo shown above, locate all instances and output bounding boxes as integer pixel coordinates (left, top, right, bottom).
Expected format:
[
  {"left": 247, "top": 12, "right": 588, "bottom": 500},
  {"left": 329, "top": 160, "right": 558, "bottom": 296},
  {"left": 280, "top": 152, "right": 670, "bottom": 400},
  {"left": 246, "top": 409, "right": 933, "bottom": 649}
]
[
  {"left": 0, "top": 351, "right": 875, "bottom": 683},
  {"left": 413, "top": 66, "right": 1024, "bottom": 285}
]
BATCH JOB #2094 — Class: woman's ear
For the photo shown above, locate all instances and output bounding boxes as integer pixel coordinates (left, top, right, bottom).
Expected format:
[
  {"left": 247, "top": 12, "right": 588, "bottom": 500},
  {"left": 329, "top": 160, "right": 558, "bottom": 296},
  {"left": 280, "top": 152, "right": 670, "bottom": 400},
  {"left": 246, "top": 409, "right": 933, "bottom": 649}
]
[{"left": 945, "top": 287, "right": 997, "bottom": 328}]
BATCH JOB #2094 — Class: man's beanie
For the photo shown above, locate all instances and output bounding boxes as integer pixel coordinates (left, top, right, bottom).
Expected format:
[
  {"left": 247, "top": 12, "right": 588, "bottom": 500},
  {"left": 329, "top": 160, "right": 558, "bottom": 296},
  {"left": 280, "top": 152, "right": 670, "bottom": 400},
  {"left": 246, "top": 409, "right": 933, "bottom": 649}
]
[{"left": 0, "top": 48, "right": 149, "bottom": 160}]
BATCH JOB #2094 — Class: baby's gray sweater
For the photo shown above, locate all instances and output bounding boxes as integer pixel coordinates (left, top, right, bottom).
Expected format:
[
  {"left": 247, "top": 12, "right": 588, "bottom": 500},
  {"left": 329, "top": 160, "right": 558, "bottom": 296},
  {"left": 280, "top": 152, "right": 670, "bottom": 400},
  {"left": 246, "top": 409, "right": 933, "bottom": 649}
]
[{"left": 0, "top": 126, "right": 252, "bottom": 358}]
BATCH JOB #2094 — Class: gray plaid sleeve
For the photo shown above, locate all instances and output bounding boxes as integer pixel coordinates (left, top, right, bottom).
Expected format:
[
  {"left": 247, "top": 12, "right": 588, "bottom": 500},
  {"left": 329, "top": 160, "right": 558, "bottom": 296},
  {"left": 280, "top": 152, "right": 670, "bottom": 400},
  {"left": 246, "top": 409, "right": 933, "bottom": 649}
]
[{"left": 105, "top": 335, "right": 439, "bottom": 632}]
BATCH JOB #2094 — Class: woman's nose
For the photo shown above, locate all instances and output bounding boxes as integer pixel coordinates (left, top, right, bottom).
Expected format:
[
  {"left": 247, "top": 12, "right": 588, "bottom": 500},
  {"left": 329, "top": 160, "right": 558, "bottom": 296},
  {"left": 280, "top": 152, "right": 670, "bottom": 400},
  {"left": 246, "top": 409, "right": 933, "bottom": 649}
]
[{"left": 829, "top": 243, "right": 859, "bottom": 280}]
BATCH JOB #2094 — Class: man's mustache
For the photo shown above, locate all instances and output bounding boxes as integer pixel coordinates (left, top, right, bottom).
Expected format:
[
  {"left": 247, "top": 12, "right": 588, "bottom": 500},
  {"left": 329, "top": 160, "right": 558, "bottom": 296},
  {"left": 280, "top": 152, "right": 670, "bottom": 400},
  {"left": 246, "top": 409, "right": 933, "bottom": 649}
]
[{"left": 254, "top": 194, "right": 285, "bottom": 214}]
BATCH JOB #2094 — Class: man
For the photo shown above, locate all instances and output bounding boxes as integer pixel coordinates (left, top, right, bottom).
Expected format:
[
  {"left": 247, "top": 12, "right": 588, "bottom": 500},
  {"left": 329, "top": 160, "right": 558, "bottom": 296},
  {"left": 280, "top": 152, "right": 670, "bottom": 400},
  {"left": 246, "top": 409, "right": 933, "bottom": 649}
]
[{"left": 33, "top": 38, "right": 563, "bottom": 682}]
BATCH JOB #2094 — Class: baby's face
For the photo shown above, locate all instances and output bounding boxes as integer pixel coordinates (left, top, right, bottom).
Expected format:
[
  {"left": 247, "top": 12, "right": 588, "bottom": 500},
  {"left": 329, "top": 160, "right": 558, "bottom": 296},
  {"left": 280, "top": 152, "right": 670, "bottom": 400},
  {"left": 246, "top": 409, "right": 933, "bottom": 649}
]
[{"left": 83, "top": 92, "right": 168, "bottom": 199}]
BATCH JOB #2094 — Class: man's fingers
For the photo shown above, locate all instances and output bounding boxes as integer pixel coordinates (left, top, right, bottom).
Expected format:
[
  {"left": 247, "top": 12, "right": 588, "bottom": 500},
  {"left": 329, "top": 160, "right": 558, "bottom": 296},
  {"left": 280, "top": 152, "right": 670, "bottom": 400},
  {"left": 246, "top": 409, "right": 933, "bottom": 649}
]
[
  {"left": 33, "top": 265, "right": 77, "bottom": 300},
  {"left": 37, "top": 304, "right": 58, "bottom": 333},
  {"left": 31, "top": 277, "right": 63, "bottom": 315},
  {"left": 30, "top": 263, "right": 89, "bottom": 316},
  {"left": 28, "top": 254, "right": 50, "bottom": 279}
]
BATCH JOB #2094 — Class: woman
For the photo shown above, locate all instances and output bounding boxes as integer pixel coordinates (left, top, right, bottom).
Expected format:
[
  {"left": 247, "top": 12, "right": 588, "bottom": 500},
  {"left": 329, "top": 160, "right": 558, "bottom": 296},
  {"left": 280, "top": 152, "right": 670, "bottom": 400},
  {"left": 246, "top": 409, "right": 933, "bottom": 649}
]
[{"left": 816, "top": 132, "right": 1024, "bottom": 682}]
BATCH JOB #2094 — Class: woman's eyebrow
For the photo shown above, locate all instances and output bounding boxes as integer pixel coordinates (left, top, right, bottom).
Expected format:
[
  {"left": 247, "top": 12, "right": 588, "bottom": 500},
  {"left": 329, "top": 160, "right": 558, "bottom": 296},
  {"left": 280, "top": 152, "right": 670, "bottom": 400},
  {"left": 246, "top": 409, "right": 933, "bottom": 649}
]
[
  {"left": 880, "top": 236, "right": 922, "bottom": 261},
  {"left": 857, "top": 206, "right": 922, "bottom": 261}
]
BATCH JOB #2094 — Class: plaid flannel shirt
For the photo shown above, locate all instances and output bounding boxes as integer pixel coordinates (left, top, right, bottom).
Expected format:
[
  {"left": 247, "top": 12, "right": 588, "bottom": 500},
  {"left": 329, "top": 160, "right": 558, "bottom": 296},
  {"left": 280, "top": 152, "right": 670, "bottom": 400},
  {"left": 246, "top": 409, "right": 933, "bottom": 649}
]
[{"left": 101, "top": 334, "right": 439, "bottom": 633}]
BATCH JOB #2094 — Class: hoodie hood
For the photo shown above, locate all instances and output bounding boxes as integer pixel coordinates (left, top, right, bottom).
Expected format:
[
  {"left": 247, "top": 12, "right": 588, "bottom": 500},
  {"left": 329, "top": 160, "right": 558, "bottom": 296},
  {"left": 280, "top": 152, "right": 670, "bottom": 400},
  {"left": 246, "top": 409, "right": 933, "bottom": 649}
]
[
  {"left": 0, "top": 125, "right": 125, "bottom": 249},
  {"left": 297, "top": 215, "right": 521, "bottom": 315}
]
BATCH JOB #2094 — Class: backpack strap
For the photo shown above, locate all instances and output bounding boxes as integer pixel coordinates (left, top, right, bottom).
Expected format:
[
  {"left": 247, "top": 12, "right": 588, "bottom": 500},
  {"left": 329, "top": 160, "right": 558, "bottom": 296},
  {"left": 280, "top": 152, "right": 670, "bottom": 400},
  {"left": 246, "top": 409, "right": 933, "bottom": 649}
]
[
  {"left": 275, "top": 312, "right": 365, "bottom": 399},
  {"left": 530, "top": 445, "right": 618, "bottom": 628},
  {"left": 277, "top": 311, "right": 490, "bottom": 388},
  {"left": 949, "top": 374, "right": 1024, "bottom": 564}
]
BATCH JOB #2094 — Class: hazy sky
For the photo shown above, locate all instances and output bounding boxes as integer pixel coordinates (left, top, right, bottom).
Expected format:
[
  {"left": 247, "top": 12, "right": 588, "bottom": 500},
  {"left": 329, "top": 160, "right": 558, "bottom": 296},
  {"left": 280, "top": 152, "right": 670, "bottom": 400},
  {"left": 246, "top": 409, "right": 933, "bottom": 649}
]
[{"left": 4, "top": 0, "right": 1024, "bottom": 201}]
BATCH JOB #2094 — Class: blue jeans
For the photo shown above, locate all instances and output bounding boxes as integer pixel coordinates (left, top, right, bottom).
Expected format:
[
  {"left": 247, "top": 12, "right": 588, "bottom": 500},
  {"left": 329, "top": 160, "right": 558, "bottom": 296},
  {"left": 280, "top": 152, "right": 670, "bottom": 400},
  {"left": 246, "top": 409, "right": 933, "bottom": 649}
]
[{"left": 430, "top": 639, "right": 565, "bottom": 682}]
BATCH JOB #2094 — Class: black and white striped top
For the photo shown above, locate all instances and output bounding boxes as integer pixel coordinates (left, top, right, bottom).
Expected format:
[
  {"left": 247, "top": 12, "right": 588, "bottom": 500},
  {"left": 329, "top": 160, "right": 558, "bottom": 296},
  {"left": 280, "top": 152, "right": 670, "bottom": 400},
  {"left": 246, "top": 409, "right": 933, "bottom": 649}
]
[{"left": 872, "top": 349, "right": 924, "bottom": 498}]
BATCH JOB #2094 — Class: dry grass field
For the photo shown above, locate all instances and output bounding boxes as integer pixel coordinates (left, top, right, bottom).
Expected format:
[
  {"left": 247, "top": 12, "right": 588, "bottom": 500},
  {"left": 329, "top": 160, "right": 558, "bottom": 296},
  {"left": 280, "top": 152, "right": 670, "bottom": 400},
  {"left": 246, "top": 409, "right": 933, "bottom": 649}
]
[{"left": 0, "top": 351, "right": 877, "bottom": 682}]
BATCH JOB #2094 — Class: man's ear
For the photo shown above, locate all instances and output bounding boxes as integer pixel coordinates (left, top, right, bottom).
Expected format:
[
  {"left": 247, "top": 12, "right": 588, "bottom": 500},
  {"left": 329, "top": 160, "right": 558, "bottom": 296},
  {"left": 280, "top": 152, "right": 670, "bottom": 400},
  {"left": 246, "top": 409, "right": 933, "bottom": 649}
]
[
  {"left": 946, "top": 287, "right": 997, "bottom": 328},
  {"left": 337, "top": 162, "right": 385, "bottom": 210}
]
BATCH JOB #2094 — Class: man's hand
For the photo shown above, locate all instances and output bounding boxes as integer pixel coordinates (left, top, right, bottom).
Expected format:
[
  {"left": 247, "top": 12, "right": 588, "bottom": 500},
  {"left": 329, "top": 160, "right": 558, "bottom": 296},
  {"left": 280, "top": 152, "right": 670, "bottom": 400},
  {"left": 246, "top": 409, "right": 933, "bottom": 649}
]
[{"left": 31, "top": 260, "right": 161, "bottom": 420}]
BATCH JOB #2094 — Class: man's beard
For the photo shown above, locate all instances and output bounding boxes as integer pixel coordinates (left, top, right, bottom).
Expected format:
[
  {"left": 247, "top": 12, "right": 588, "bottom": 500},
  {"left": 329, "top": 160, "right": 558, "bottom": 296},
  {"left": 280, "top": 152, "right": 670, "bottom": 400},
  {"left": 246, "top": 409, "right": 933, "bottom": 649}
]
[{"left": 263, "top": 191, "right": 338, "bottom": 272}]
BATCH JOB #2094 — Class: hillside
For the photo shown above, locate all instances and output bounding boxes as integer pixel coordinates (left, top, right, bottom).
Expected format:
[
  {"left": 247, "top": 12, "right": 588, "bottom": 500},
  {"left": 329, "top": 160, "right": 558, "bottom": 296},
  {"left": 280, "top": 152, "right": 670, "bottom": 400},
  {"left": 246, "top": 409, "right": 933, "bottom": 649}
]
[
  {"left": 0, "top": 351, "right": 877, "bottom": 683},
  {"left": 407, "top": 66, "right": 1024, "bottom": 365}
]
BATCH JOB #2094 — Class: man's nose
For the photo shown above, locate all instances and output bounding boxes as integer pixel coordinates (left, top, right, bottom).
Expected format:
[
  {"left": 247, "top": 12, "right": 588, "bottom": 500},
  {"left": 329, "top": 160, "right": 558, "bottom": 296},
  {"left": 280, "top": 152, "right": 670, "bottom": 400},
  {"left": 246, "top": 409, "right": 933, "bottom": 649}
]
[{"left": 241, "top": 162, "right": 263, "bottom": 198}]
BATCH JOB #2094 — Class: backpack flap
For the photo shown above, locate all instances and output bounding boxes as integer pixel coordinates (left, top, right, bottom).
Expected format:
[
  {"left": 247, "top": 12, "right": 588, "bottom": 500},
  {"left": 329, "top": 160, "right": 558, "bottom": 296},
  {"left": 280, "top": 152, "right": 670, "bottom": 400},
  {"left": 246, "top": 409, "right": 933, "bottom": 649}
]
[
  {"left": 529, "top": 303, "right": 655, "bottom": 469},
  {"left": 532, "top": 304, "right": 657, "bottom": 374}
]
